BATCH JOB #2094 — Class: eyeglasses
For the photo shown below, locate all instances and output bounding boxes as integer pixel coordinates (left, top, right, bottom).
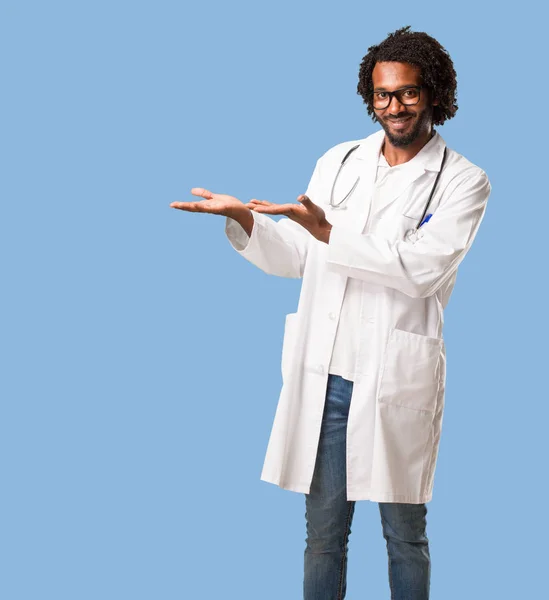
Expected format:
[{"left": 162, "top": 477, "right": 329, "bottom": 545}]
[{"left": 371, "top": 85, "right": 423, "bottom": 110}]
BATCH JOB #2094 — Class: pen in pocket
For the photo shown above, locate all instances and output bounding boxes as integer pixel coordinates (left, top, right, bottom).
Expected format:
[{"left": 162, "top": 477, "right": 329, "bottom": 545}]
[{"left": 418, "top": 213, "right": 432, "bottom": 228}]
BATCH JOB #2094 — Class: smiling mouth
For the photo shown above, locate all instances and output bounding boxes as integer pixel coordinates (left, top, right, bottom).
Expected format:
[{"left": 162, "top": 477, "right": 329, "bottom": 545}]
[{"left": 388, "top": 116, "right": 413, "bottom": 129}]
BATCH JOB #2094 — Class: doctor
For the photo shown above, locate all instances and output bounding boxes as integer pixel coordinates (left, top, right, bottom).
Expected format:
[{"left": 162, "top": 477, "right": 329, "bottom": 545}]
[{"left": 171, "top": 25, "right": 490, "bottom": 600}]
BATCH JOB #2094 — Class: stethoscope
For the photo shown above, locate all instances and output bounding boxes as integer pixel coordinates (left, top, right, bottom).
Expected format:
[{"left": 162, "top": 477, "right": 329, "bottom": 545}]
[{"left": 329, "top": 142, "right": 448, "bottom": 234}]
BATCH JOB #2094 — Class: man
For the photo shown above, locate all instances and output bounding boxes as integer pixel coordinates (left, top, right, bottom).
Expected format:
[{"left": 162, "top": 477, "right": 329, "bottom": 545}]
[{"left": 171, "top": 25, "right": 491, "bottom": 600}]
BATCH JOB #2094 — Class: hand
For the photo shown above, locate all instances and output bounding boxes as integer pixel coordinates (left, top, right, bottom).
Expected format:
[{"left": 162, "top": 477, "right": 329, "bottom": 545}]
[
  {"left": 248, "top": 195, "right": 333, "bottom": 244},
  {"left": 170, "top": 188, "right": 249, "bottom": 219},
  {"left": 246, "top": 199, "right": 278, "bottom": 210}
]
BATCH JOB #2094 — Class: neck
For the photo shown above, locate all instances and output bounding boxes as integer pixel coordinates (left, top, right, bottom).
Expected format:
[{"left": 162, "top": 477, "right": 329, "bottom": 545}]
[{"left": 382, "top": 128, "right": 434, "bottom": 167}]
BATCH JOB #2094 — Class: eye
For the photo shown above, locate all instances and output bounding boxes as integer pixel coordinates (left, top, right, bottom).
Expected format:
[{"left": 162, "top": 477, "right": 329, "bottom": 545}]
[
  {"left": 403, "top": 88, "right": 419, "bottom": 97},
  {"left": 375, "top": 92, "right": 388, "bottom": 99}
]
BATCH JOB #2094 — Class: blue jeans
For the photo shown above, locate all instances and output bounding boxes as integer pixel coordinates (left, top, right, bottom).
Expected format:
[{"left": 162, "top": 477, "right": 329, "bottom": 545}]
[{"left": 304, "top": 374, "right": 431, "bottom": 599}]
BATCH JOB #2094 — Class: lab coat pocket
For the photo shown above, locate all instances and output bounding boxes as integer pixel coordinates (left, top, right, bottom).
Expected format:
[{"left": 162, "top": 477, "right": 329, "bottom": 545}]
[
  {"left": 369, "top": 214, "right": 416, "bottom": 243},
  {"left": 378, "top": 328, "right": 443, "bottom": 413},
  {"left": 281, "top": 312, "right": 298, "bottom": 382}
]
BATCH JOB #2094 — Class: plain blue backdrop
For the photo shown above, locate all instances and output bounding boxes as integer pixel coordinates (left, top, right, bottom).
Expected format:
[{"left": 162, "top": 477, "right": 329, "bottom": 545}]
[{"left": 2, "top": 1, "right": 547, "bottom": 598}]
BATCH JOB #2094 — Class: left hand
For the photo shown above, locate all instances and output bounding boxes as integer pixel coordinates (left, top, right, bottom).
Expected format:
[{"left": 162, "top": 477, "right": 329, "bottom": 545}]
[{"left": 247, "top": 195, "right": 332, "bottom": 244}]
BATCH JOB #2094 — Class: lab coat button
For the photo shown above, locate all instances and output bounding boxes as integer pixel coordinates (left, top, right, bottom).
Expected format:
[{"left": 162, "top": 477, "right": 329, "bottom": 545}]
[
  {"left": 328, "top": 312, "right": 336, "bottom": 320},
  {"left": 316, "top": 364, "right": 324, "bottom": 374}
]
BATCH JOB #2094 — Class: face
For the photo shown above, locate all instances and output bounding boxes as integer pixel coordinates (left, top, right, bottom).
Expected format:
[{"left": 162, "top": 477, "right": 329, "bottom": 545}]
[{"left": 371, "top": 61, "right": 439, "bottom": 148}]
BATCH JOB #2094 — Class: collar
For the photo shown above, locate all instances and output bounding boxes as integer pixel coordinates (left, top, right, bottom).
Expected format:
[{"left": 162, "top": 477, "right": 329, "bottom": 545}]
[{"left": 355, "top": 128, "right": 447, "bottom": 172}]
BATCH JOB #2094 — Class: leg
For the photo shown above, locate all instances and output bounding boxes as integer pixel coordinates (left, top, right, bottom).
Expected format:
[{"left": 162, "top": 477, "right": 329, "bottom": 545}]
[
  {"left": 303, "top": 374, "right": 355, "bottom": 600},
  {"left": 379, "top": 501, "right": 431, "bottom": 600}
]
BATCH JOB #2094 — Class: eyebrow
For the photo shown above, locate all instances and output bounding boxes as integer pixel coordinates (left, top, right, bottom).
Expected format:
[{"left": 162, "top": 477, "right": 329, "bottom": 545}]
[{"left": 373, "top": 85, "right": 418, "bottom": 92}]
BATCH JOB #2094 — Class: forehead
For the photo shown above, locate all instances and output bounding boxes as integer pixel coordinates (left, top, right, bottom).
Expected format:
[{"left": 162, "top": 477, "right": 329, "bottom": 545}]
[{"left": 372, "top": 62, "right": 422, "bottom": 89}]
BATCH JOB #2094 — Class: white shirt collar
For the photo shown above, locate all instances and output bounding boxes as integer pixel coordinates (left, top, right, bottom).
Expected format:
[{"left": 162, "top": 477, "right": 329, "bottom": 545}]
[{"left": 377, "top": 130, "right": 441, "bottom": 170}]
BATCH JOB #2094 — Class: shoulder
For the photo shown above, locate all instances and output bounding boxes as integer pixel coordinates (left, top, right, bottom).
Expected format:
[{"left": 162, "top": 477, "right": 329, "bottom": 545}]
[
  {"left": 434, "top": 144, "right": 492, "bottom": 210},
  {"left": 443, "top": 143, "right": 491, "bottom": 193}
]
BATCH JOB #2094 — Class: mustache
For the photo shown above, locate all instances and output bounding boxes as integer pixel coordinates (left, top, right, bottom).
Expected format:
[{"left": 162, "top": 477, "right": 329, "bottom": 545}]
[{"left": 386, "top": 114, "right": 414, "bottom": 121}]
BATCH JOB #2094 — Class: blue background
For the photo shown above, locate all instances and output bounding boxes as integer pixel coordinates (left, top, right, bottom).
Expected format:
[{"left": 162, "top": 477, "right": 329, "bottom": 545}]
[{"left": 2, "top": 1, "right": 546, "bottom": 598}]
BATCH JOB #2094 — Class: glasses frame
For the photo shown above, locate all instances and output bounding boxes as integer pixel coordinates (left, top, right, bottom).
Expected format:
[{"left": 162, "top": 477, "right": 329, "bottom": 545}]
[{"left": 371, "top": 85, "right": 423, "bottom": 110}]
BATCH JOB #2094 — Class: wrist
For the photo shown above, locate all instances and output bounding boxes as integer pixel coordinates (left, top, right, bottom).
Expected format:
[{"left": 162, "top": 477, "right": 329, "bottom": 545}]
[
  {"left": 320, "top": 222, "right": 332, "bottom": 244},
  {"left": 229, "top": 207, "right": 254, "bottom": 237},
  {"left": 225, "top": 205, "right": 251, "bottom": 221}
]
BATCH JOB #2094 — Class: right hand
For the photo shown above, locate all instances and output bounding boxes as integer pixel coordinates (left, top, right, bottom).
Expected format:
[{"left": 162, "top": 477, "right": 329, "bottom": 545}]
[
  {"left": 170, "top": 188, "right": 249, "bottom": 219},
  {"left": 246, "top": 199, "right": 278, "bottom": 210}
]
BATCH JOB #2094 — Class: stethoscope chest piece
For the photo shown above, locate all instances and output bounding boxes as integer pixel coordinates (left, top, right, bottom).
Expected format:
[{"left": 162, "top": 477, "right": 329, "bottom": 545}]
[{"left": 404, "top": 228, "right": 420, "bottom": 243}]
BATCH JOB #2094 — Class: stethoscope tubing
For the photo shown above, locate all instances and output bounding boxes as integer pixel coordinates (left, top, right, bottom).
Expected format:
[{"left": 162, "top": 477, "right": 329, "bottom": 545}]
[
  {"left": 329, "top": 142, "right": 449, "bottom": 230},
  {"left": 415, "top": 146, "right": 448, "bottom": 229},
  {"left": 329, "top": 144, "right": 361, "bottom": 209}
]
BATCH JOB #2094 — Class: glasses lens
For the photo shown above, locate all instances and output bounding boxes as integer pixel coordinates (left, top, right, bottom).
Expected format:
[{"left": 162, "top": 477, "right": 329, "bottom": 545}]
[
  {"left": 399, "top": 87, "right": 420, "bottom": 105},
  {"left": 372, "top": 87, "right": 420, "bottom": 109},
  {"left": 372, "top": 93, "right": 389, "bottom": 109}
]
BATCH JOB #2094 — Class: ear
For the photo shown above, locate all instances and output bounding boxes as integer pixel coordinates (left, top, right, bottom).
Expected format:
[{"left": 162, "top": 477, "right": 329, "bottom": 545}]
[{"left": 426, "top": 87, "right": 439, "bottom": 107}]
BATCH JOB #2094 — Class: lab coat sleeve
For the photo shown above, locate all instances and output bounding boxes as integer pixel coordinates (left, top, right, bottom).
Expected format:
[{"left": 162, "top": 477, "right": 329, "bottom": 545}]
[
  {"left": 224, "top": 159, "right": 321, "bottom": 278},
  {"left": 326, "top": 167, "right": 491, "bottom": 298}
]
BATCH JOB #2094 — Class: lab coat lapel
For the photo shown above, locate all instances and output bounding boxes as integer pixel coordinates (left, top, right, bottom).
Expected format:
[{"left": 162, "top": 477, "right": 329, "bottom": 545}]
[
  {"left": 368, "top": 130, "right": 447, "bottom": 219},
  {"left": 341, "top": 130, "right": 384, "bottom": 234},
  {"left": 331, "top": 129, "right": 445, "bottom": 232},
  {"left": 370, "top": 163, "right": 427, "bottom": 219}
]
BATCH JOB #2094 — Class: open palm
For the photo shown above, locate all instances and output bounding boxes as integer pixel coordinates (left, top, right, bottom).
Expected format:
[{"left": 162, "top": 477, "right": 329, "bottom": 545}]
[
  {"left": 170, "top": 187, "right": 247, "bottom": 216},
  {"left": 249, "top": 195, "right": 328, "bottom": 233}
]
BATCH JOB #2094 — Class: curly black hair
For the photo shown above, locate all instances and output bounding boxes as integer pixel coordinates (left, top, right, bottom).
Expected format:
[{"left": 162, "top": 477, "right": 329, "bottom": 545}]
[{"left": 357, "top": 26, "right": 458, "bottom": 126}]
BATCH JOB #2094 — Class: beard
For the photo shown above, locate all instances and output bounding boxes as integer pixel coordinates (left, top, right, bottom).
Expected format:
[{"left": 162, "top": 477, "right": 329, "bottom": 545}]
[{"left": 376, "top": 105, "right": 433, "bottom": 148}]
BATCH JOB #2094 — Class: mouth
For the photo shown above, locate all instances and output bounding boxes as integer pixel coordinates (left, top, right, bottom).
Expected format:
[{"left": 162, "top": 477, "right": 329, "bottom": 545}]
[{"left": 387, "top": 116, "right": 413, "bottom": 130}]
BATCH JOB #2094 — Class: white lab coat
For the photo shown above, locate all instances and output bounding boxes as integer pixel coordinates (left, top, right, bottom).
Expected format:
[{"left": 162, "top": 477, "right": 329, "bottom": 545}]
[{"left": 225, "top": 128, "right": 491, "bottom": 503}]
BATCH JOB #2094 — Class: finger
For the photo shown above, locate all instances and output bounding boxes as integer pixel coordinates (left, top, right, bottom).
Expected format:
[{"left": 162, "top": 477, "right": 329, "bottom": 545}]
[
  {"left": 191, "top": 187, "right": 215, "bottom": 200},
  {"left": 252, "top": 203, "right": 294, "bottom": 215},
  {"left": 170, "top": 201, "right": 205, "bottom": 211},
  {"left": 245, "top": 200, "right": 264, "bottom": 208},
  {"left": 248, "top": 199, "right": 272, "bottom": 208},
  {"left": 297, "top": 194, "right": 314, "bottom": 207}
]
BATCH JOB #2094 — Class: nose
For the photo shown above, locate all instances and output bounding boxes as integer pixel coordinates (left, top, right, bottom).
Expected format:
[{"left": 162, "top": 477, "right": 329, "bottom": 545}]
[{"left": 386, "top": 93, "right": 407, "bottom": 116}]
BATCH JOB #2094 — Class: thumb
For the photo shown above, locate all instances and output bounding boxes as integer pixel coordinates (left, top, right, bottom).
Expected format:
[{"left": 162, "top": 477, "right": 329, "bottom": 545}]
[
  {"left": 297, "top": 194, "right": 314, "bottom": 207},
  {"left": 191, "top": 187, "right": 215, "bottom": 200}
]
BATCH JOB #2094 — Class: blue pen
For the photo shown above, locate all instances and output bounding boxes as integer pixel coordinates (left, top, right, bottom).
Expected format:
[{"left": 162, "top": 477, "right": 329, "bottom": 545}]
[{"left": 419, "top": 213, "right": 432, "bottom": 228}]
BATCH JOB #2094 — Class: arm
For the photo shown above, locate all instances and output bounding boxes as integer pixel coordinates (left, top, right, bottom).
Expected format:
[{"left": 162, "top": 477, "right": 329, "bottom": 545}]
[
  {"left": 326, "top": 168, "right": 491, "bottom": 298},
  {"left": 224, "top": 159, "right": 321, "bottom": 278}
]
